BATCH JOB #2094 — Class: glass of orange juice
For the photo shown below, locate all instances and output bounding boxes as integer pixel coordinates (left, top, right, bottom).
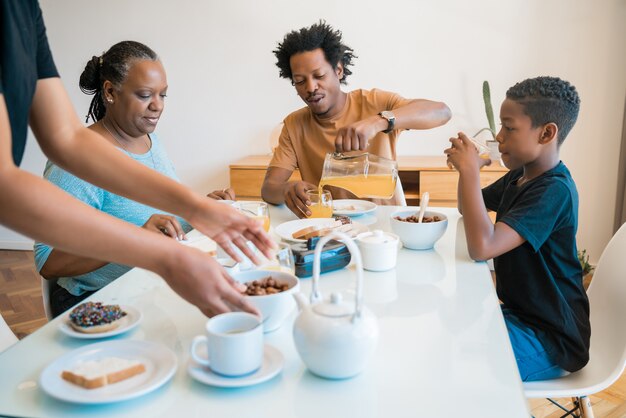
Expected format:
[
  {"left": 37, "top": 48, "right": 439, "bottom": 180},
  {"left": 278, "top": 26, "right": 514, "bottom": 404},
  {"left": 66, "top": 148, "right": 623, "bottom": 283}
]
[
  {"left": 236, "top": 201, "right": 270, "bottom": 232},
  {"left": 261, "top": 242, "right": 295, "bottom": 274},
  {"left": 306, "top": 190, "right": 333, "bottom": 218}
]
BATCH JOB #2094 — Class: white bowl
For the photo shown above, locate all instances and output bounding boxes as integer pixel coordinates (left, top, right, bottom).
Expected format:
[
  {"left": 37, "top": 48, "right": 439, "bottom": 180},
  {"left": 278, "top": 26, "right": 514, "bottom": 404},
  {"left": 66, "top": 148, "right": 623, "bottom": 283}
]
[
  {"left": 231, "top": 270, "right": 300, "bottom": 332},
  {"left": 355, "top": 230, "right": 400, "bottom": 271},
  {"left": 390, "top": 210, "right": 448, "bottom": 250}
]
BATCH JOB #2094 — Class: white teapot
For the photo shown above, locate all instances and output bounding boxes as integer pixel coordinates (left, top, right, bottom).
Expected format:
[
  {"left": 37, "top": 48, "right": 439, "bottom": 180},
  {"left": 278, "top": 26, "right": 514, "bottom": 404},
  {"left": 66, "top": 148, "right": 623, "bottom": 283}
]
[{"left": 292, "top": 231, "right": 379, "bottom": 379}]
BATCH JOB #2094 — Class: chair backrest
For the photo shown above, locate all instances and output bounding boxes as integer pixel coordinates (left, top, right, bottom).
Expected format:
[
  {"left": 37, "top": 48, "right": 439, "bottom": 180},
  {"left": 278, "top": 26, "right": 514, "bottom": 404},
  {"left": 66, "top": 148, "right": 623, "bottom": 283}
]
[
  {"left": 0, "top": 312, "right": 18, "bottom": 353},
  {"left": 585, "top": 221, "right": 626, "bottom": 386},
  {"left": 41, "top": 276, "right": 54, "bottom": 321}
]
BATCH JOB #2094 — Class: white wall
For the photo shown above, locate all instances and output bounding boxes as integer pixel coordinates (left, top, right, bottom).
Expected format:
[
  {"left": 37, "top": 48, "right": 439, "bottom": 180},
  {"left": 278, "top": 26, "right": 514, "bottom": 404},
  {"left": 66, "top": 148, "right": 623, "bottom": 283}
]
[{"left": 2, "top": 0, "right": 624, "bottom": 264}]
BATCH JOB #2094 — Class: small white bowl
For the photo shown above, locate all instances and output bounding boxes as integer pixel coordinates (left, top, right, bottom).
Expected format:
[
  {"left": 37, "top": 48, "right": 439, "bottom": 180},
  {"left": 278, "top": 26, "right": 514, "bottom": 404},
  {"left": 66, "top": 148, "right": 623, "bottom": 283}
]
[
  {"left": 355, "top": 230, "right": 400, "bottom": 271},
  {"left": 390, "top": 210, "right": 448, "bottom": 250},
  {"left": 231, "top": 269, "right": 300, "bottom": 332}
]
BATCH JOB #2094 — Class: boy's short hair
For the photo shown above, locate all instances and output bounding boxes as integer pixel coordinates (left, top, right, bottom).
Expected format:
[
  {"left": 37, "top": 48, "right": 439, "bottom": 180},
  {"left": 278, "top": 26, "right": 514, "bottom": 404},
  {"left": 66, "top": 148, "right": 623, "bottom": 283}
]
[
  {"left": 273, "top": 20, "right": 356, "bottom": 85},
  {"left": 506, "top": 76, "right": 580, "bottom": 145}
]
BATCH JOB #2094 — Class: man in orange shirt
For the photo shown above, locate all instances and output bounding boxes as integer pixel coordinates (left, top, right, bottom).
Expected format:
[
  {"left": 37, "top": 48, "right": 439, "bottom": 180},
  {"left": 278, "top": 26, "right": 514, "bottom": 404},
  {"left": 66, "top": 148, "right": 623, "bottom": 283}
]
[{"left": 262, "top": 21, "right": 452, "bottom": 218}]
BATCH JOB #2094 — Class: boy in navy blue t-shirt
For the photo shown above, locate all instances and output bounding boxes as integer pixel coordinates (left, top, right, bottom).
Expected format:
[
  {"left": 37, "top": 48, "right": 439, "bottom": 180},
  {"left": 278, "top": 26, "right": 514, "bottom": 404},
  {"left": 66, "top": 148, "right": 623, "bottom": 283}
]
[{"left": 445, "top": 76, "right": 590, "bottom": 381}]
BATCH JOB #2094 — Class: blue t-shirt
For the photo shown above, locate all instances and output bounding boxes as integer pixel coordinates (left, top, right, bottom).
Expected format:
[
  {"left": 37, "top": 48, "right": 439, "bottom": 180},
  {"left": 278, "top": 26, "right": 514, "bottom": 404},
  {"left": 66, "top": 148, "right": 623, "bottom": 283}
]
[
  {"left": 34, "top": 133, "right": 192, "bottom": 296},
  {"left": 482, "top": 161, "right": 590, "bottom": 372}
]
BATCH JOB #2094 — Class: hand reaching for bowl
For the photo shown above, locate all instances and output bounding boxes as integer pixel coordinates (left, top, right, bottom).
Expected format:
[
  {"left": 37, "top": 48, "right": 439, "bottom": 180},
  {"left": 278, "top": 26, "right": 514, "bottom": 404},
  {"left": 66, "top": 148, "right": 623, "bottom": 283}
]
[{"left": 188, "top": 198, "right": 276, "bottom": 265}]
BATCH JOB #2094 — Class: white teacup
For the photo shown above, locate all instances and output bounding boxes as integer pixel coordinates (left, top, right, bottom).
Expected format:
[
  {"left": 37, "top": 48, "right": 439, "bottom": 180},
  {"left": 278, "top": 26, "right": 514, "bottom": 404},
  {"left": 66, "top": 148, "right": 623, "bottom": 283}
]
[{"left": 190, "top": 312, "right": 263, "bottom": 376}]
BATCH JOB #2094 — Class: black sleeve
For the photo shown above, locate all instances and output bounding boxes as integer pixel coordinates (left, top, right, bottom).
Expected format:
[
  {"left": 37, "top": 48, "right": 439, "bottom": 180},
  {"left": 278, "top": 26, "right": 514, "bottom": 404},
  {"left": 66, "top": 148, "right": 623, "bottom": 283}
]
[
  {"left": 34, "top": 1, "right": 58, "bottom": 80},
  {"left": 482, "top": 172, "right": 509, "bottom": 212}
]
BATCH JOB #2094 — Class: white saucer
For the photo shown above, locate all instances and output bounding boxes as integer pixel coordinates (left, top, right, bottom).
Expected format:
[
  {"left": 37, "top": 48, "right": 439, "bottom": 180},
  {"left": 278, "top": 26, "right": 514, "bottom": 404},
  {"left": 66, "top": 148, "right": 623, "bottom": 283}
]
[
  {"left": 332, "top": 199, "right": 377, "bottom": 217},
  {"left": 187, "top": 344, "right": 283, "bottom": 388},
  {"left": 59, "top": 305, "right": 142, "bottom": 339}
]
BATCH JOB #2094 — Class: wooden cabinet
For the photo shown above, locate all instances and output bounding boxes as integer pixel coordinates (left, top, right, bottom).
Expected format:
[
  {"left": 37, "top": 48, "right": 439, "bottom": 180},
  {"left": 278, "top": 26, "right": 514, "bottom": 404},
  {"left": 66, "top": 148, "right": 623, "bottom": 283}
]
[{"left": 229, "top": 155, "right": 508, "bottom": 205}]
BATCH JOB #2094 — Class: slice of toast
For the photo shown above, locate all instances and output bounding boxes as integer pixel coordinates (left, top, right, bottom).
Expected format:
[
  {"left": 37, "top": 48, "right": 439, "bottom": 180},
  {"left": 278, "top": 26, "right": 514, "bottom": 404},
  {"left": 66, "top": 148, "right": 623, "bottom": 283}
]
[
  {"left": 293, "top": 220, "right": 342, "bottom": 240},
  {"left": 62, "top": 357, "right": 146, "bottom": 389}
]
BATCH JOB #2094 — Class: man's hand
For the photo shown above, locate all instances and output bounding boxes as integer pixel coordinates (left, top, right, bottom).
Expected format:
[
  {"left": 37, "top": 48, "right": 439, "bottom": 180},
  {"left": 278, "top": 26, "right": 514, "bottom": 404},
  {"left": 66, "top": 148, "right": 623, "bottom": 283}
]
[
  {"left": 335, "top": 115, "right": 386, "bottom": 153},
  {"left": 444, "top": 132, "right": 491, "bottom": 173},
  {"left": 207, "top": 187, "right": 235, "bottom": 201},
  {"left": 162, "top": 245, "right": 260, "bottom": 317},
  {"left": 142, "top": 214, "right": 186, "bottom": 241},
  {"left": 283, "top": 181, "right": 317, "bottom": 218}
]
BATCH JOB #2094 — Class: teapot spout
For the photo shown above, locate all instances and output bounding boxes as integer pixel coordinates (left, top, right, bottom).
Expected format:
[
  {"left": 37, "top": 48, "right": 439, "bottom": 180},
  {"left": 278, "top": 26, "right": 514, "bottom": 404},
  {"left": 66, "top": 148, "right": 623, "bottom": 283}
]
[{"left": 293, "top": 292, "right": 310, "bottom": 312}]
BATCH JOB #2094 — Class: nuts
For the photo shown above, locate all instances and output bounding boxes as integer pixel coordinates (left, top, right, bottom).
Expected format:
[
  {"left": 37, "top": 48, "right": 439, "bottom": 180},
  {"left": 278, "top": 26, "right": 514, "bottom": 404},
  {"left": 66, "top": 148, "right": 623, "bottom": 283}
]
[
  {"left": 394, "top": 214, "right": 442, "bottom": 223},
  {"left": 242, "top": 276, "right": 290, "bottom": 296}
]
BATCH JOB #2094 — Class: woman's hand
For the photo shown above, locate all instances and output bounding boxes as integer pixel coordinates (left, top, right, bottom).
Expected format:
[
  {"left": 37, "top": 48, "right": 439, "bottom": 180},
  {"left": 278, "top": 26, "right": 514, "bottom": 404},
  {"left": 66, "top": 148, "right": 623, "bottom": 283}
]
[
  {"left": 142, "top": 214, "right": 186, "bottom": 241},
  {"left": 207, "top": 187, "right": 235, "bottom": 200}
]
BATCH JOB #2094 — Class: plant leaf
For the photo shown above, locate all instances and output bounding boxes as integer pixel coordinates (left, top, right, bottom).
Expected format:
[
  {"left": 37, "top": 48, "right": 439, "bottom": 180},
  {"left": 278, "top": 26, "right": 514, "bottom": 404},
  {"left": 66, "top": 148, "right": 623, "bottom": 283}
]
[{"left": 482, "top": 81, "right": 496, "bottom": 139}]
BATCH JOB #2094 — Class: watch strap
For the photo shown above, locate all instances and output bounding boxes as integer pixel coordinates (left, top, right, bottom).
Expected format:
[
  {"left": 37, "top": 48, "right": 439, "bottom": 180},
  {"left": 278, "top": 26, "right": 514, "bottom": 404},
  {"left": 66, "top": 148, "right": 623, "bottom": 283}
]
[{"left": 379, "top": 111, "right": 395, "bottom": 134}]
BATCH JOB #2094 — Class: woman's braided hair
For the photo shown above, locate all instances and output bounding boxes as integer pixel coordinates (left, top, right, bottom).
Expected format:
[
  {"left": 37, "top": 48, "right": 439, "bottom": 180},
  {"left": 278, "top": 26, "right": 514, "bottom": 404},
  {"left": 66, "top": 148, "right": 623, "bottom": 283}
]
[{"left": 79, "top": 41, "right": 158, "bottom": 122}]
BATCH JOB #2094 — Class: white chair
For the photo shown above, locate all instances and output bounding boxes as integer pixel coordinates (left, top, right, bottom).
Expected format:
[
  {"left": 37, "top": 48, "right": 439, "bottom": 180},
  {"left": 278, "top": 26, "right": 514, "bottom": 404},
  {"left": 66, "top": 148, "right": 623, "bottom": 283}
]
[
  {"left": 41, "top": 276, "right": 54, "bottom": 321},
  {"left": 0, "top": 312, "right": 18, "bottom": 353},
  {"left": 524, "top": 222, "right": 626, "bottom": 418}
]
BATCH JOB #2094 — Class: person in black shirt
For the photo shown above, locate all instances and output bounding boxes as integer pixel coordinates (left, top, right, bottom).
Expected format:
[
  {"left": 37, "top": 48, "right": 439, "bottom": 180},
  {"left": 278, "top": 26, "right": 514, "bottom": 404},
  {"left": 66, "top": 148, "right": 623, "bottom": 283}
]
[
  {"left": 445, "top": 76, "right": 589, "bottom": 381},
  {"left": 0, "top": 0, "right": 273, "bottom": 317}
]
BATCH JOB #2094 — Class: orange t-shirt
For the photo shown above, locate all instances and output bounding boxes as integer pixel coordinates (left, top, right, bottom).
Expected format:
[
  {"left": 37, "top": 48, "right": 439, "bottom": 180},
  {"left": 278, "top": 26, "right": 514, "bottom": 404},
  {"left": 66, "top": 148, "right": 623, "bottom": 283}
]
[{"left": 269, "top": 89, "right": 412, "bottom": 205}]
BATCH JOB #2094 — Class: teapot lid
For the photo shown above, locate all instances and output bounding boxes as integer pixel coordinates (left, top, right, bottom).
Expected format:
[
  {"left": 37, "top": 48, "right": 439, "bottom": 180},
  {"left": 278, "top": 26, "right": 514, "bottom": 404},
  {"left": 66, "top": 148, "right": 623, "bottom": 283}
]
[{"left": 312, "top": 292, "right": 353, "bottom": 318}]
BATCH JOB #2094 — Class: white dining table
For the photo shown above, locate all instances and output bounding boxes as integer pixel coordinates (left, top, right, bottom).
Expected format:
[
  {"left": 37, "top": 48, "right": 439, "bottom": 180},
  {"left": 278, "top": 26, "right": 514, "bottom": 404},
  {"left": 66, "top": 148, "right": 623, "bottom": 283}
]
[{"left": 0, "top": 205, "right": 530, "bottom": 418}]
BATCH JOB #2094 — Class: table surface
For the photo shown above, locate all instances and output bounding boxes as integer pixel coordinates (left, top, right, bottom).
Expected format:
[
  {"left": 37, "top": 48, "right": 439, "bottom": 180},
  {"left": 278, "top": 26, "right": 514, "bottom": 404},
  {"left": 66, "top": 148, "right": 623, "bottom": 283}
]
[{"left": 0, "top": 205, "right": 529, "bottom": 418}]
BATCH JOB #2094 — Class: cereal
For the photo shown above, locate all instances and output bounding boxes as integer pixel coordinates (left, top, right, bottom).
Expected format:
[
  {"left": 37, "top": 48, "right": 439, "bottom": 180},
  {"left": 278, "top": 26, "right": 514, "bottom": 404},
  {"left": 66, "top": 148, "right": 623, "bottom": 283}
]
[
  {"left": 242, "top": 276, "right": 290, "bottom": 296},
  {"left": 394, "top": 214, "right": 442, "bottom": 223}
]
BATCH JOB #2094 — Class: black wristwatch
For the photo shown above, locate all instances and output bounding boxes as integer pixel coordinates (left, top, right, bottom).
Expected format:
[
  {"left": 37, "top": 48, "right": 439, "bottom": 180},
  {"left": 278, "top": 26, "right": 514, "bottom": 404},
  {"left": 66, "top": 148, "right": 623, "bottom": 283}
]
[{"left": 379, "top": 110, "right": 396, "bottom": 134}]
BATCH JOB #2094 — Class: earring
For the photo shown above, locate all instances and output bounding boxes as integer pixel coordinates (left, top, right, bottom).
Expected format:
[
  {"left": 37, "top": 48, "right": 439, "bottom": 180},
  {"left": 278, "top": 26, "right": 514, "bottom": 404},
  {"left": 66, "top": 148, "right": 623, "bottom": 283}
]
[{"left": 107, "top": 98, "right": 113, "bottom": 104}]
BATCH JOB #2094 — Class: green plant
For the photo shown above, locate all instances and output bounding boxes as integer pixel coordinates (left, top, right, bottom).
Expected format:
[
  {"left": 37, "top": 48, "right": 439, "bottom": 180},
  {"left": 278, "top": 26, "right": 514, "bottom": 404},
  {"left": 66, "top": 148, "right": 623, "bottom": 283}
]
[
  {"left": 578, "top": 249, "right": 594, "bottom": 276},
  {"left": 473, "top": 80, "right": 497, "bottom": 140}
]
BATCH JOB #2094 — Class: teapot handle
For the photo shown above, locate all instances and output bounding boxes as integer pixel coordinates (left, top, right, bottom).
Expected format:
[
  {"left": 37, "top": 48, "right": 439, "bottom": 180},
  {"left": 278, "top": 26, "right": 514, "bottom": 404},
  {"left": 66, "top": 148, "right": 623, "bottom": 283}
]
[{"left": 312, "top": 231, "right": 365, "bottom": 318}]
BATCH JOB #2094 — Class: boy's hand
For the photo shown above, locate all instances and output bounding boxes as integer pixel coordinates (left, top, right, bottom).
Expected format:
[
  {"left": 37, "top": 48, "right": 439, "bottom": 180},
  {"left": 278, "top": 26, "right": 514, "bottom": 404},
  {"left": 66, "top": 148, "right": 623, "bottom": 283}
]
[{"left": 444, "top": 132, "right": 491, "bottom": 173}]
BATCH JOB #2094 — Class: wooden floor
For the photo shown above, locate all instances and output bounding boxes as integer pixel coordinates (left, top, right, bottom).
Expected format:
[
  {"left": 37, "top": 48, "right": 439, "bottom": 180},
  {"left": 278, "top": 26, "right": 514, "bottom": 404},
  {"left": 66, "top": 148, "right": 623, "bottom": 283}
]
[{"left": 1, "top": 250, "right": 624, "bottom": 417}]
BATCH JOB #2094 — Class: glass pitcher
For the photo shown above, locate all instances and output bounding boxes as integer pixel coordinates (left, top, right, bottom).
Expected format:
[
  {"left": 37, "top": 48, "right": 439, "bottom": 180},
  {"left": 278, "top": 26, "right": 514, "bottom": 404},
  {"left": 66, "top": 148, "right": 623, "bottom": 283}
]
[{"left": 319, "top": 152, "right": 398, "bottom": 199}]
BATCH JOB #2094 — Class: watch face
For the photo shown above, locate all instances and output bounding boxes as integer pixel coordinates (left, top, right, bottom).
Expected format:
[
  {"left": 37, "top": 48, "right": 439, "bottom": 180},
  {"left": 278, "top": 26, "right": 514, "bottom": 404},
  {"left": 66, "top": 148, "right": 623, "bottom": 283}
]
[{"left": 381, "top": 110, "right": 395, "bottom": 120}]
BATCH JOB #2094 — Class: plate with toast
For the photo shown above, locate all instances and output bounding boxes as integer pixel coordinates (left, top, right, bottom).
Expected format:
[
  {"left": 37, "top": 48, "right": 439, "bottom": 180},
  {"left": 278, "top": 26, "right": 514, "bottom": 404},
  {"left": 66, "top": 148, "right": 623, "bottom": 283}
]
[
  {"left": 40, "top": 340, "right": 177, "bottom": 404},
  {"left": 274, "top": 217, "right": 368, "bottom": 243},
  {"left": 332, "top": 199, "right": 377, "bottom": 217}
]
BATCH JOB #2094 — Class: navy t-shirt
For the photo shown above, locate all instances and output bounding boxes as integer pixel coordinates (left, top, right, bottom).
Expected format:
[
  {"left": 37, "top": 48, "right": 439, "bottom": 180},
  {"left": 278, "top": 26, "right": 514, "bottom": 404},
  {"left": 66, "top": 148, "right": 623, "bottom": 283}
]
[
  {"left": 483, "top": 162, "right": 590, "bottom": 372},
  {"left": 0, "top": 0, "right": 59, "bottom": 165}
]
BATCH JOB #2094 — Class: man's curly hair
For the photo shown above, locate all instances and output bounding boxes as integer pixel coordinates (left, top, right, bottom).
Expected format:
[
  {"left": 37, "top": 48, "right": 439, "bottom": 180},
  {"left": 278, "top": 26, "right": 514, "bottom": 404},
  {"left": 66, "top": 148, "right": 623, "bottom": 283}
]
[
  {"left": 506, "top": 76, "right": 580, "bottom": 145},
  {"left": 273, "top": 20, "right": 356, "bottom": 85}
]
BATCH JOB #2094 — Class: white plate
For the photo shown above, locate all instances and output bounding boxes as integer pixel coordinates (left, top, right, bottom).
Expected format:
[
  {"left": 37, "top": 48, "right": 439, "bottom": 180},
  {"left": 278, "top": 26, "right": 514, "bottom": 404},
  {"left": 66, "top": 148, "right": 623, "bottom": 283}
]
[
  {"left": 40, "top": 340, "right": 177, "bottom": 404},
  {"left": 274, "top": 218, "right": 369, "bottom": 243},
  {"left": 187, "top": 344, "right": 283, "bottom": 388},
  {"left": 59, "top": 305, "right": 142, "bottom": 339},
  {"left": 332, "top": 199, "right": 377, "bottom": 217}
]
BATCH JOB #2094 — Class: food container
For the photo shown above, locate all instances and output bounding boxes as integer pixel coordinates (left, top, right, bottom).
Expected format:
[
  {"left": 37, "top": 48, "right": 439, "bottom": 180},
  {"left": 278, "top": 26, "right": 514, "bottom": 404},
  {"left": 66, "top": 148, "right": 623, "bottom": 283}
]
[
  {"left": 355, "top": 230, "right": 400, "bottom": 271},
  {"left": 319, "top": 152, "right": 398, "bottom": 199}
]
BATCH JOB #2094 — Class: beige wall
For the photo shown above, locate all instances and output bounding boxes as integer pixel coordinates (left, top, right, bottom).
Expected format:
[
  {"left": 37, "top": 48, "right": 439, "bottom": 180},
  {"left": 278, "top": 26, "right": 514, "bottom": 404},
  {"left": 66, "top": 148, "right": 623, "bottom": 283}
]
[{"left": 2, "top": 0, "right": 625, "bottom": 264}]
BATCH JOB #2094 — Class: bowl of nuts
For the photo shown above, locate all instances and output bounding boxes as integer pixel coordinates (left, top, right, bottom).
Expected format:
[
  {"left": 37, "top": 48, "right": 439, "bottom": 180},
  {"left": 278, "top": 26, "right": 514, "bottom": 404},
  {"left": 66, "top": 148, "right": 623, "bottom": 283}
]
[
  {"left": 232, "top": 269, "right": 300, "bottom": 333},
  {"left": 390, "top": 210, "right": 448, "bottom": 250}
]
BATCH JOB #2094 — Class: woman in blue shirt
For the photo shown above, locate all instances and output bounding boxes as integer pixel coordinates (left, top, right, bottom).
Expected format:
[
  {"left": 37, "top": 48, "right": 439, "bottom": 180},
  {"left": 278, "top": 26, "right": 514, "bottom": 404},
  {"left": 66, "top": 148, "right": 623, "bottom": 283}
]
[{"left": 34, "top": 41, "right": 235, "bottom": 317}]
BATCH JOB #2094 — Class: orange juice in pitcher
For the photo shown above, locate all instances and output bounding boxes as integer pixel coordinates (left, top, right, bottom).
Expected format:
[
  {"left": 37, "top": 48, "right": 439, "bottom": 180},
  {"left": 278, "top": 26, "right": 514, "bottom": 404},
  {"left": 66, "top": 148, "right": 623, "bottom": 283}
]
[{"left": 319, "top": 152, "right": 398, "bottom": 199}]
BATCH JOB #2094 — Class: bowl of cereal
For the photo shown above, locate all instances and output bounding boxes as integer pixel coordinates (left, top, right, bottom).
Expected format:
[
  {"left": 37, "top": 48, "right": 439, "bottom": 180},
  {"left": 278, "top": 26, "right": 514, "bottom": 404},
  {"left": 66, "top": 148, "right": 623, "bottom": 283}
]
[
  {"left": 231, "top": 269, "right": 300, "bottom": 332},
  {"left": 390, "top": 210, "right": 448, "bottom": 250}
]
